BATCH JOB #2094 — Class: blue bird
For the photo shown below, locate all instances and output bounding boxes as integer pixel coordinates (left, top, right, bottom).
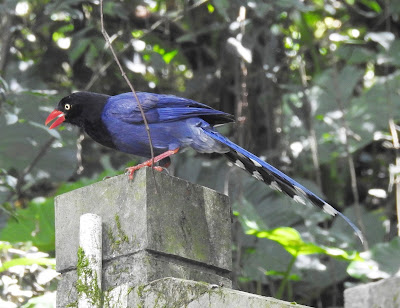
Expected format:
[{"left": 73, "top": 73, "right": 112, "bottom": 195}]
[{"left": 45, "top": 91, "right": 364, "bottom": 243}]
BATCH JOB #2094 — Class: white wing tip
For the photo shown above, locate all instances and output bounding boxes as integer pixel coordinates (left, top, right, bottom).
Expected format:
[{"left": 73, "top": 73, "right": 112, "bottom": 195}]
[
  {"left": 269, "top": 181, "right": 282, "bottom": 192},
  {"left": 323, "top": 203, "right": 338, "bottom": 216},
  {"left": 293, "top": 195, "right": 306, "bottom": 205}
]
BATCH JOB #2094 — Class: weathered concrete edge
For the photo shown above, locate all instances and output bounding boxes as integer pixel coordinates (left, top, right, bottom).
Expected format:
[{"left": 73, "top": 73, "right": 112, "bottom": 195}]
[
  {"left": 54, "top": 169, "right": 229, "bottom": 204},
  {"left": 60, "top": 276, "right": 310, "bottom": 308},
  {"left": 344, "top": 276, "right": 400, "bottom": 308},
  {"left": 122, "top": 277, "right": 311, "bottom": 308},
  {"left": 55, "top": 168, "right": 232, "bottom": 272}
]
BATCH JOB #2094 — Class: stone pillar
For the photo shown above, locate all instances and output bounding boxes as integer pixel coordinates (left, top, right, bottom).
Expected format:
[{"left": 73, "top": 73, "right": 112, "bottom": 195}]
[
  {"left": 116, "top": 277, "right": 310, "bottom": 308},
  {"left": 55, "top": 168, "right": 232, "bottom": 307},
  {"left": 55, "top": 167, "right": 311, "bottom": 308},
  {"left": 344, "top": 276, "right": 400, "bottom": 308}
]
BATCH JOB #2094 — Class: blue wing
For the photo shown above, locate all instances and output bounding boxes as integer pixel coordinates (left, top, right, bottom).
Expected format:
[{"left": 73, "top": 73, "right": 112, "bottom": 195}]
[{"left": 104, "top": 92, "right": 234, "bottom": 125}]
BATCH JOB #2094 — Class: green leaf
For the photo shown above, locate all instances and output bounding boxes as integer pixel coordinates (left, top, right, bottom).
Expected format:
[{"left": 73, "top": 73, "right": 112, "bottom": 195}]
[
  {"left": 69, "top": 38, "right": 91, "bottom": 65},
  {"left": 360, "top": 0, "right": 381, "bottom": 13},
  {"left": 0, "top": 93, "right": 78, "bottom": 182},
  {"left": 0, "top": 170, "right": 120, "bottom": 252},
  {"left": 103, "top": 1, "right": 128, "bottom": 19},
  {"left": 131, "top": 30, "right": 144, "bottom": 38},
  {"left": 56, "top": 24, "right": 74, "bottom": 34},
  {"left": 4, "top": 110, "right": 18, "bottom": 124},
  {"left": 21, "top": 292, "right": 56, "bottom": 308},
  {"left": 265, "top": 270, "right": 300, "bottom": 281},
  {"left": 212, "top": 0, "right": 230, "bottom": 20},
  {"left": 0, "top": 198, "right": 55, "bottom": 251},
  {"left": 389, "top": 1, "right": 400, "bottom": 14},
  {"left": 388, "top": 39, "right": 400, "bottom": 66},
  {"left": 348, "top": 237, "right": 400, "bottom": 280},
  {"left": 0, "top": 241, "right": 12, "bottom": 250},
  {"left": 163, "top": 50, "right": 178, "bottom": 64},
  {"left": 0, "top": 257, "right": 55, "bottom": 272},
  {"left": 247, "top": 226, "right": 361, "bottom": 260},
  {"left": 336, "top": 45, "right": 375, "bottom": 64},
  {"left": 276, "top": 0, "right": 308, "bottom": 10}
]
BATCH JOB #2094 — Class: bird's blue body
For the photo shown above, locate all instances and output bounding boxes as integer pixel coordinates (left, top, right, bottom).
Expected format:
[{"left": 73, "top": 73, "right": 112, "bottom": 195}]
[
  {"left": 46, "top": 91, "right": 364, "bottom": 243},
  {"left": 101, "top": 92, "right": 231, "bottom": 157}
]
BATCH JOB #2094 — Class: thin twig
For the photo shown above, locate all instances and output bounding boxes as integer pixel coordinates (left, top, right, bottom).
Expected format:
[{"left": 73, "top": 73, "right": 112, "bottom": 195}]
[
  {"left": 5, "top": 136, "right": 55, "bottom": 205},
  {"left": 100, "top": 0, "right": 156, "bottom": 173},
  {"left": 388, "top": 120, "right": 400, "bottom": 236},
  {"left": 21, "top": 137, "right": 56, "bottom": 180},
  {"left": 236, "top": 6, "right": 249, "bottom": 148},
  {"left": 384, "top": 0, "right": 399, "bottom": 237},
  {"left": 0, "top": 13, "right": 13, "bottom": 73},
  {"left": 332, "top": 65, "right": 368, "bottom": 250},
  {"left": 298, "top": 56, "right": 322, "bottom": 189}
]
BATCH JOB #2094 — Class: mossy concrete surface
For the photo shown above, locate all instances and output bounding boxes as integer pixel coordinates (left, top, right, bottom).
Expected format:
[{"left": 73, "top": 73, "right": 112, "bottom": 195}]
[
  {"left": 344, "top": 276, "right": 400, "bottom": 308},
  {"left": 55, "top": 168, "right": 231, "bottom": 272},
  {"left": 55, "top": 168, "right": 232, "bottom": 307},
  {"left": 102, "top": 277, "right": 311, "bottom": 308}
]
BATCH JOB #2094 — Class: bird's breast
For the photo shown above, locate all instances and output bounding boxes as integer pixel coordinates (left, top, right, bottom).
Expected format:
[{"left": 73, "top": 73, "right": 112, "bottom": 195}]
[{"left": 84, "top": 119, "right": 116, "bottom": 150}]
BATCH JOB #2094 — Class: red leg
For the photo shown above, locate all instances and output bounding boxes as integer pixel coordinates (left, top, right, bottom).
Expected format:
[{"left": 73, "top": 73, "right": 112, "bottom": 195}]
[{"left": 126, "top": 148, "right": 179, "bottom": 180}]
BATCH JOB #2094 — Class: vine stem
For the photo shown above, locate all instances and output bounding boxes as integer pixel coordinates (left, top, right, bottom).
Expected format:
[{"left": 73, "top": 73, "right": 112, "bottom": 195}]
[
  {"left": 276, "top": 253, "right": 297, "bottom": 299},
  {"left": 384, "top": 0, "right": 399, "bottom": 237},
  {"left": 99, "top": 0, "right": 155, "bottom": 172},
  {"left": 298, "top": 56, "right": 322, "bottom": 190},
  {"left": 389, "top": 119, "right": 400, "bottom": 236},
  {"left": 332, "top": 65, "right": 368, "bottom": 250}
]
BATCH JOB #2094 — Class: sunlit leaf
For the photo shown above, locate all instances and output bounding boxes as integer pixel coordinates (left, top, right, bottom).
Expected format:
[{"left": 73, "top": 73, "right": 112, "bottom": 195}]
[
  {"left": 247, "top": 226, "right": 361, "bottom": 260},
  {"left": 4, "top": 111, "right": 18, "bottom": 125},
  {"left": 131, "top": 30, "right": 144, "bottom": 38},
  {"left": 365, "top": 32, "right": 395, "bottom": 50},
  {"left": 348, "top": 237, "right": 400, "bottom": 280},
  {"left": 0, "top": 170, "right": 119, "bottom": 252},
  {"left": 163, "top": 50, "right": 178, "bottom": 64},
  {"left": 21, "top": 292, "right": 56, "bottom": 308},
  {"left": 360, "top": 0, "right": 382, "bottom": 13},
  {"left": 266, "top": 270, "right": 300, "bottom": 281},
  {"left": 0, "top": 257, "right": 55, "bottom": 272}
]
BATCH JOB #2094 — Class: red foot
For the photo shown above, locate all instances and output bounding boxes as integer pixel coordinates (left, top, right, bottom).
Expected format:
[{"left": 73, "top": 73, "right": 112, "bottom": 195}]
[{"left": 126, "top": 148, "right": 179, "bottom": 180}]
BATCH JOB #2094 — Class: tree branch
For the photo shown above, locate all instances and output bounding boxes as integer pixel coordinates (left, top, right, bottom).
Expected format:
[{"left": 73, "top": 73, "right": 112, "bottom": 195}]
[{"left": 99, "top": 0, "right": 155, "bottom": 170}]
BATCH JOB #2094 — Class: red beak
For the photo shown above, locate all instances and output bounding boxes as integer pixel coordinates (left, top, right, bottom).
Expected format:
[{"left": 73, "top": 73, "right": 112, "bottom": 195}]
[{"left": 45, "top": 110, "right": 65, "bottom": 129}]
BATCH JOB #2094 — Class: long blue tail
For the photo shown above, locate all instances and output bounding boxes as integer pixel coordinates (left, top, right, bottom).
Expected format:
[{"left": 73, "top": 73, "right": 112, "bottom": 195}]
[{"left": 203, "top": 128, "right": 364, "bottom": 244}]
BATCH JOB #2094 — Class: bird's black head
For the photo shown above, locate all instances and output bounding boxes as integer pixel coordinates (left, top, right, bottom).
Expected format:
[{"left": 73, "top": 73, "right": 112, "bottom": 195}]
[{"left": 45, "top": 92, "right": 110, "bottom": 129}]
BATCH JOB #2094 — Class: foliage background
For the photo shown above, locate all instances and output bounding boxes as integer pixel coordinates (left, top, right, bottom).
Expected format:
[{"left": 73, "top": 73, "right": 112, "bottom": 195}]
[{"left": 1, "top": 0, "right": 400, "bottom": 307}]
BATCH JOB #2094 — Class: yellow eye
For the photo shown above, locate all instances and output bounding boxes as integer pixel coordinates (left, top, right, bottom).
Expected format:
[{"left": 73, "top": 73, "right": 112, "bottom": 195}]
[{"left": 64, "top": 103, "right": 71, "bottom": 110}]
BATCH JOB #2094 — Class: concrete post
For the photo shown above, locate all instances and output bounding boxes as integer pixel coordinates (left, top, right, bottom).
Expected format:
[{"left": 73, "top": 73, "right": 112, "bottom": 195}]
[
  {"left": 55, "top": 167, "right": 311, "bottom": 308},
  {"left": 344, "top": 276, "right": 400, "bottom": 308},
  {"left": 56, "top": 168, "right": 232, "bottom": 307},
  {"left": 78, "top": 214, "right": 102, "bottom": 308}
]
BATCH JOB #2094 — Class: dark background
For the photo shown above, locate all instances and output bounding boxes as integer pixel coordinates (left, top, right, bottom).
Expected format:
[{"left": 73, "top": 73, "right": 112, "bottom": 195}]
[{"left": 1, "top": 0, "right": 400, "bottom": 307}]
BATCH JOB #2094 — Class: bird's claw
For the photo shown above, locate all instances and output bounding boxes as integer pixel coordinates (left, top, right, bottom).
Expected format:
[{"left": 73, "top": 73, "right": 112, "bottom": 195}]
[
  {"left": 125, "top": 165, "right": 165, "bottom": 180},
  {"left": 125, "top": 148, "right": 179, "bottom": 180}
]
